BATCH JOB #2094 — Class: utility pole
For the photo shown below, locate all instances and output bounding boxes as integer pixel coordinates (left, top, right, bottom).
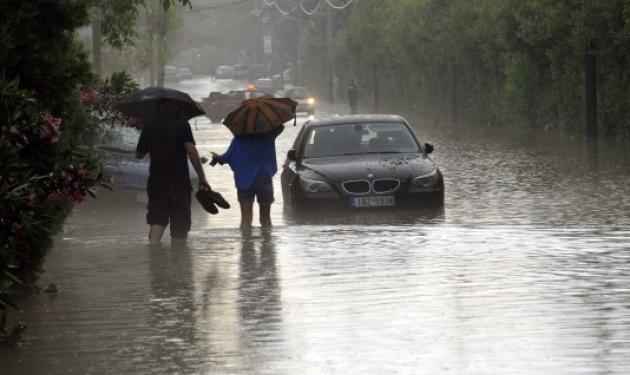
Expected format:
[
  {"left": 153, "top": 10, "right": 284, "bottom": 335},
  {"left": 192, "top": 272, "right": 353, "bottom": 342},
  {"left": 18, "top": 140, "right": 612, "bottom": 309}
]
[{"left": 327, "top": 5, "right": 334, "bottom": 104}]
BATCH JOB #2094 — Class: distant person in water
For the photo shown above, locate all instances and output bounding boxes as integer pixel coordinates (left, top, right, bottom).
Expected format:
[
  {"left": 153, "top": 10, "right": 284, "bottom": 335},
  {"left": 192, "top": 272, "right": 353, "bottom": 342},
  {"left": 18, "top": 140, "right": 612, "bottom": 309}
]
[
  {"left": 211, "top": 125, "right": 284, "bottom": 232},
  {"left": 347, "top": 79, "right": 358, "bottom": 114},
  {"left": 136, "top": 103, "right": 209, "bottom": 244}
]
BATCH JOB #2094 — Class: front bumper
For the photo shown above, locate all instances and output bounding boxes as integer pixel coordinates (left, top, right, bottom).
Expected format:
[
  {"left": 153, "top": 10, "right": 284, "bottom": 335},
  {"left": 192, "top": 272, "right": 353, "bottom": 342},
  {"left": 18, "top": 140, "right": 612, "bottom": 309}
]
[{"left": 291, "top": 189, "right": 444, "bottom": 210}]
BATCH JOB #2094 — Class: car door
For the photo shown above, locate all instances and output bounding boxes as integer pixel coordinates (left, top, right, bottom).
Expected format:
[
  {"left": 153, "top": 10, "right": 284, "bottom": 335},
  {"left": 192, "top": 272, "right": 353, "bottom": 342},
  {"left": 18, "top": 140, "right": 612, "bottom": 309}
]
[{"left": 281, "top": 125, "right": 307, "bottom": 203}]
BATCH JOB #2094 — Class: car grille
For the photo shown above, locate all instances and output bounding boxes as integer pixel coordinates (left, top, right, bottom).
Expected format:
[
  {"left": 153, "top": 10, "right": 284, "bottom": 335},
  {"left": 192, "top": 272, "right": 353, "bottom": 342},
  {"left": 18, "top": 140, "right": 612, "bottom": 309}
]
[
  {"left": 373, "top": 179, "right": 400, "bottom": 193},
  {"left": 342, "top": 180, "right": 370, "bottom": 195}
]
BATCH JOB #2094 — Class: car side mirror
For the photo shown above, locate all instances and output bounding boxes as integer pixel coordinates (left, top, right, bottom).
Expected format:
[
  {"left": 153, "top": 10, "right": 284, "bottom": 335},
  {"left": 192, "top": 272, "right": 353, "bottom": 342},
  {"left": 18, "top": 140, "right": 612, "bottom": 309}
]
[
  {"left": 424, "top": 143, "right": 434, "bottom": 154},
  {"left": 287, "top": 149, "right": 297, "bottom": 161}
]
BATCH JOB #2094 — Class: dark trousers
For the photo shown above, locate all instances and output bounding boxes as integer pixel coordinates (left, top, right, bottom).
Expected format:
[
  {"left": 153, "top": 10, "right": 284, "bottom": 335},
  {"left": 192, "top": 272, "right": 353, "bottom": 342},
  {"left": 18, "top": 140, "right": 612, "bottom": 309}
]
[{"left": 146, "top": 183, "right": 192, "bottom": 239}]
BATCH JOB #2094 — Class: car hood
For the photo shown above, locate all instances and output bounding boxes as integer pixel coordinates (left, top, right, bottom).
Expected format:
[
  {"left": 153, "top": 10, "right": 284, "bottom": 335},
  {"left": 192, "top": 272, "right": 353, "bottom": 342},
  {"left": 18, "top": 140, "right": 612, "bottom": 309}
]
[{"left": 299, "top": 153, "right": 436, "bottom": 182}]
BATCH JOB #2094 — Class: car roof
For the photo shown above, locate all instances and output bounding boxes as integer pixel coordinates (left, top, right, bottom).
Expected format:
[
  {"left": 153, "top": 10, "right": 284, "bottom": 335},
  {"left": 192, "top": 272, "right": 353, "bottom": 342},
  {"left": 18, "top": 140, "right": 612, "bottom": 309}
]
[{"left": 305, "top": 114, "right": 406, "bottom": 127}]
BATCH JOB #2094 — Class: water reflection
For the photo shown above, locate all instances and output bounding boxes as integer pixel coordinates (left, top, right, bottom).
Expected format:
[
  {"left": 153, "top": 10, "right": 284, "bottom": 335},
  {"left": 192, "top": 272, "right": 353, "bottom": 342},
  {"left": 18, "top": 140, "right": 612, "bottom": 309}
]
[
  {"left": 236, "top": 232, "right": 285, "bottom": 372},
  {"left": 283, "top": 205, "right": 445, "bottom": 226},
  {"left": 145, "top": 242, "right": 199, "bottom": 374}
]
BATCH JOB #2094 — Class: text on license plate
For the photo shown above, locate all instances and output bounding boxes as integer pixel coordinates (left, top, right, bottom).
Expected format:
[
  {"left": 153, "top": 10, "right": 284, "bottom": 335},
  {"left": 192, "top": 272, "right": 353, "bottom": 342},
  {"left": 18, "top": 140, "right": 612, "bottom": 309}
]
[{"left": 351, "top": 196, "right": 395, "bottom": 208}]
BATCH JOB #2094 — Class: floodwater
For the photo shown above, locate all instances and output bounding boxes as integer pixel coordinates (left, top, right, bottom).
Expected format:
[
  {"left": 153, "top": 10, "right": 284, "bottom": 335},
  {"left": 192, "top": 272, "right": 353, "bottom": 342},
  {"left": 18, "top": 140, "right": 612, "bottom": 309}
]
[{"left": 2, "top": 77, "right": 630, "bottom": 375}]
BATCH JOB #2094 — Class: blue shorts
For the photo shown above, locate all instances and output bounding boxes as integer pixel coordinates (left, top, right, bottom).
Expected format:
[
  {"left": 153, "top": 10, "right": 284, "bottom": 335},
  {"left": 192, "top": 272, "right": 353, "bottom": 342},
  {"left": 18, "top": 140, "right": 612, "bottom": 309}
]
[{"left": 237, "top": 175, "right": 274, "bottom": 205}]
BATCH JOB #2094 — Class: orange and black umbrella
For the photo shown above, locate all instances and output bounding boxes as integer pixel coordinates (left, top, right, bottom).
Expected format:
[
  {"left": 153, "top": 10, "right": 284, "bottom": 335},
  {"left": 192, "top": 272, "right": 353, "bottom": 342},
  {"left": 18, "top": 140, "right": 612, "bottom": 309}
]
[{"left": 223, "top": 96, "right": 297, "bottom": 136}]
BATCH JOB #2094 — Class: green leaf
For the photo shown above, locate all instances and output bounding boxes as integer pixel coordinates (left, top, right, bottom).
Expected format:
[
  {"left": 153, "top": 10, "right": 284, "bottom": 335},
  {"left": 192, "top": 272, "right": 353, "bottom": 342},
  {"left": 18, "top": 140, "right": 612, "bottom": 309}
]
[
  {"left": 0, "top": 296, "right": 20, "bottom": 311},
  {"left": 4, "top": 271, "right": 23, "bottom": 286}
]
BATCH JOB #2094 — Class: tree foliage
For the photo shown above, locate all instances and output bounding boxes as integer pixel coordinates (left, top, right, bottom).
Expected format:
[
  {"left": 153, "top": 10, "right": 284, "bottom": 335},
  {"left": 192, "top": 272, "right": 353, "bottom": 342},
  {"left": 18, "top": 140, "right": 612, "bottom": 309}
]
[
  {"left": 299, "top": 0, "right": 630, "bottom": 137},
  {"left": 96, "top": 0, "right": 191, "bottom": 49},
  {"left": 0, "top": 0, "right": 145, "bottom": 328}
]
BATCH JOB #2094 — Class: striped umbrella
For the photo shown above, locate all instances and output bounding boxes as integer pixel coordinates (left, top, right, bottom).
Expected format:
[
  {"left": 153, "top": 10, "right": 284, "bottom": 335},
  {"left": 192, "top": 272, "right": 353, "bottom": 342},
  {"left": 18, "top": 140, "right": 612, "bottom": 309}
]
[{"left": 223, "top": 96, "right": 297, "bottom": 136}]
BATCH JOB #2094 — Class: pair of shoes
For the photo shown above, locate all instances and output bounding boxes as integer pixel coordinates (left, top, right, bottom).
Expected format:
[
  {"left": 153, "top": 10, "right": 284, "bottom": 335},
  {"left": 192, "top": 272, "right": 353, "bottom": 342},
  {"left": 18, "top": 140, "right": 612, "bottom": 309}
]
[
  {"left": 205, "top": 189, "right": 230, "bottom": 209},
  {"left": 196, "top": 190, "right": 218, "bottom": 214},
  {"left": 196, "top": 188, "right": 230, "bottom": 214}
]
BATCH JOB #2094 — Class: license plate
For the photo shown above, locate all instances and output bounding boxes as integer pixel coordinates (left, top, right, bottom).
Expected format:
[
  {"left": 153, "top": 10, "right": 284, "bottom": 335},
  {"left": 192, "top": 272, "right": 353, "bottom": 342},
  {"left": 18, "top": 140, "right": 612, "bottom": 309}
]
[{"left": 351, "top": 196, "right": 395, "bottom": 208}]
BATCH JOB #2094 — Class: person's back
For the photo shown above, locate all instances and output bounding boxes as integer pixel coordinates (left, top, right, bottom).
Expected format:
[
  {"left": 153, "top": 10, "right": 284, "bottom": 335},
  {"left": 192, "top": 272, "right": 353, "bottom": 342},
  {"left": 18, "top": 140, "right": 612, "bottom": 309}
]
[
  {"left": 140, "top": 119, "right": 192, "bottom": 188},
  {"left": 212, "top": 126, "right": 284, "bottom": 231}
]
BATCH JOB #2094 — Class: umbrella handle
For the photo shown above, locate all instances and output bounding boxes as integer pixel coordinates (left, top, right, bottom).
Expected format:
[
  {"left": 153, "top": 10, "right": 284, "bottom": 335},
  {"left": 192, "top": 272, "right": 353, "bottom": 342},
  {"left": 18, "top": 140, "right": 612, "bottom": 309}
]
[{"left": 293, "top": 114, "right": 297, "bottom": 127}]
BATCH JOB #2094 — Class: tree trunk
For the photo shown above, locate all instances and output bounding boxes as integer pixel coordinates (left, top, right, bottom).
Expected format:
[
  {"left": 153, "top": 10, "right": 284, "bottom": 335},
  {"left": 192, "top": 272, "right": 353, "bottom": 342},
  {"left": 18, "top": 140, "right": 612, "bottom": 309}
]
[
  {"left": 447, "top": 64, "right": 458, "bottom": 125},
  {"left": 326, "top": 5, "right": 334, "bottom": 104},
  {"left": 149, "top": 35, "right": 155, "bottom": 86},
  {"left": 156, "top": 9, "right": 167, "bottom": 88},
  {"left": 156, "top": 40, "right": 165, "bottom": 87},
  {"left": 585, "top": 42, "right": 597, "bottom": 137},
  {"left": 91, "top": 8, "right": 102, "bottom": 76},
  {"left": 371, "top": 66, "right": 380, "bottom": 113}
]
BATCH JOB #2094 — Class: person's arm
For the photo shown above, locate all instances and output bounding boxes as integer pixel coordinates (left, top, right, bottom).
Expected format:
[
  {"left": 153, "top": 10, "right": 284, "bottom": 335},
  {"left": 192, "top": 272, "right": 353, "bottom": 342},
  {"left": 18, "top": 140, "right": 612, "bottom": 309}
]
[
  {"left": 211, "top": 140, "right": 234, "bottom": 166},
  {"left": 185, "top": 142, "right": 210, "bottom": 190},
  {"left": 181, "top": 122, "right": 209, "bottom": 190},
  {"left": 136, "top": 126, "right": 149, "bottom": 159}
]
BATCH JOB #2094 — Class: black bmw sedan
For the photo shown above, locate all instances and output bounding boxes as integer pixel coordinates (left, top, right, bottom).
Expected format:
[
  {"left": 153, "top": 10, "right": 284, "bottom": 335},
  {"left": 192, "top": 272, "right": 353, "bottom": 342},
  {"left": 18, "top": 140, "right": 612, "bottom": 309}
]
[{"left": 281, "top": 115, "right": 444, "bottom": 209}]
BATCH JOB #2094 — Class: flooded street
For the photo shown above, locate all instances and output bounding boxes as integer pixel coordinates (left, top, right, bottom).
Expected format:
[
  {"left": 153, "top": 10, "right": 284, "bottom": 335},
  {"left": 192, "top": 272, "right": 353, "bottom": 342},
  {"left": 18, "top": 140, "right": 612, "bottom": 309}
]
[{"left": 3, "top": 77, "right": 630, "bottom": 374}]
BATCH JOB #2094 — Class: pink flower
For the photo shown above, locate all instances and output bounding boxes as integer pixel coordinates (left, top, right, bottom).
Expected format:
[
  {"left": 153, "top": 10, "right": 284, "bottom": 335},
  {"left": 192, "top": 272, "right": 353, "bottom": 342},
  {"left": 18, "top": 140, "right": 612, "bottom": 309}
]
[
  {"left": 80, "top": 89, "right": 99, "bottom": 104},
  {"left": 76, "top": 163, "right": 88, "bottom": 177},
  {"left": 47, "top": 190, "right": 66, "bottom": 204},
  {"left": 70, "top": 190, "right": 87, "bottom": 204},
  {"left": 125, "top": 117, "right": 140, "bottom": 128},
  {"left": 60, "top": 171, "right": 69, "bottom": 181},
  {"left": 40, "top": 126, "right": 51, "bottom": 140},
  {"left": 43, "top": 113, "right": 61, "bottom": 129},
  {"left": 8, "top": 126, "right": 20, "bottom": 135},
  {"left": 11, "top": 223, "right": 23, "bottom": 237},
  {"left": 39, "top": 114, "right": 61, "bottom": 144}
]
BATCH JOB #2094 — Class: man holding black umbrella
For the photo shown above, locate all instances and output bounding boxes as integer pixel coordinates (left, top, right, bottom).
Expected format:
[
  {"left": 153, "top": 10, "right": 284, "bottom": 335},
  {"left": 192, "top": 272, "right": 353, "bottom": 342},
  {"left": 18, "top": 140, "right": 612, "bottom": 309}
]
[{"left": 136, "top": 102, "right": 209, "bottom": 244}]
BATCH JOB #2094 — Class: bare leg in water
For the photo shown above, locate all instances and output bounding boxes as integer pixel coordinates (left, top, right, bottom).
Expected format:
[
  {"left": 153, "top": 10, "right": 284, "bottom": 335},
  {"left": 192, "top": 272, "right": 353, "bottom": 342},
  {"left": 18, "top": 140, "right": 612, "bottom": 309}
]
[
  {"left": 260, "top": 204, "right": 272, "bottom": 228},
  {"left": 240, "top": 201, "right": 254, "bottom": 232},
  {"left": 149, "top": 225, "right": 166, "bottom": 245}
]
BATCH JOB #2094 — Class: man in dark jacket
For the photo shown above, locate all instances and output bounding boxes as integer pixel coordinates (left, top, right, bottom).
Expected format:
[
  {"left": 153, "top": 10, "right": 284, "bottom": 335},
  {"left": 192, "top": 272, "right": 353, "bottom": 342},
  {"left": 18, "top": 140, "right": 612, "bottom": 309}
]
[{"left": 136, "top": 103, "right": 209, "bottom": 244}]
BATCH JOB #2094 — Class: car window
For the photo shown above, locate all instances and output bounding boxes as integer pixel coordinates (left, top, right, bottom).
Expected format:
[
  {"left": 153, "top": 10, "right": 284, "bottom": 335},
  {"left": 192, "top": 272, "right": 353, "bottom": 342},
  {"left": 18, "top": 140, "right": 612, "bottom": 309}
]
[
  {"left": 303, "top": 122, "right": 419, "bottom": 158},
  {"left": 287, "top": 88, "right": 308, "bottom": 98},
  {"left": 99, "top": 124, "right": 140, "bottom": 150}
]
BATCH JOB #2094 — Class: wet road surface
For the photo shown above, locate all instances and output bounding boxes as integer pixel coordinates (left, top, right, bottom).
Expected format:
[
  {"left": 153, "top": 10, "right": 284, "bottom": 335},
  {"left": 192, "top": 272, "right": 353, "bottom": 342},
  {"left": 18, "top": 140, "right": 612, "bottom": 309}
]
[{"left": 2, "top": 77, "right": 630, "bottom": 374}]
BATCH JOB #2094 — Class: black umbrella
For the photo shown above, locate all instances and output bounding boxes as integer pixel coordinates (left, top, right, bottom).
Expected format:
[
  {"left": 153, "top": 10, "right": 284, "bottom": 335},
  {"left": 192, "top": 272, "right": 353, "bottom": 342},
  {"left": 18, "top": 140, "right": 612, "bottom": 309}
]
[{"left": 115, "top": 87, "right": 205, "bottom": 124}]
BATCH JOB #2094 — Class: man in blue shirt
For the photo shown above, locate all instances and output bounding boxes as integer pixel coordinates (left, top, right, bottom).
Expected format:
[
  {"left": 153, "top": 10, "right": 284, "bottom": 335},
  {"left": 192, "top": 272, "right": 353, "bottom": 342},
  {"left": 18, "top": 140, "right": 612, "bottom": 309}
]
[{"left": 211, "top": 125, "right": 284, "bottom": 231}]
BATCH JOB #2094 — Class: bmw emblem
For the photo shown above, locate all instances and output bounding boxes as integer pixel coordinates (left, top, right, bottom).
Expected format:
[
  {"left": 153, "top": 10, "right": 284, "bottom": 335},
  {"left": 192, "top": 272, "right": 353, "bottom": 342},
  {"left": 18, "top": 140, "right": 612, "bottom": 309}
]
[{"left": 367, "top": 173, "right": 374, "bottom": 179}]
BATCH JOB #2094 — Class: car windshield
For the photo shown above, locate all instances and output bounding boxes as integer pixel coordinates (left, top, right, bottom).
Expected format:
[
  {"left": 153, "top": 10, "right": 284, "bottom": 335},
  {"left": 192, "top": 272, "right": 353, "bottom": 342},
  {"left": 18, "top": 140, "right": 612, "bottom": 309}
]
[
  {"left": 303, "top": 122, "right": 419, "bottom": 158},
  {"left": 98, "top": 123, "right": 140, "bottom": 152},
  {"left": 287, "top": 88, "right": 309, "bottom": 99}
]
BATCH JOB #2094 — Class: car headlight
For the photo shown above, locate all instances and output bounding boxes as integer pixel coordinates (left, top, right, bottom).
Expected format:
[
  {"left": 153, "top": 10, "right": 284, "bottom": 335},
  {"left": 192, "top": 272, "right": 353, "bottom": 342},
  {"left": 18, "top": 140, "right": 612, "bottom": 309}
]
[
  {"left": 299, "top": 176, "right": 332, "bottom": 193},
  {"left": 412, "top": 169, "right": 439, "bottom": 187},
  {"left": 307, "top": 97, "right": 315, "bottom": 105}
]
